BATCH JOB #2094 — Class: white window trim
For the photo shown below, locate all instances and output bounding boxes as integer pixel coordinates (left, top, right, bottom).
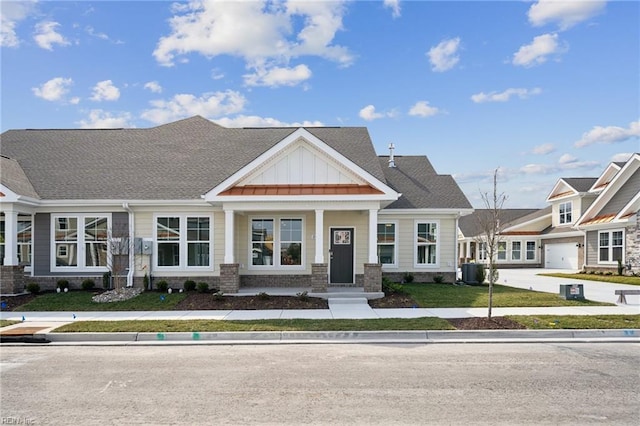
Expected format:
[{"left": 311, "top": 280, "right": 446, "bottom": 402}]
[
  {"left": 511, "top": 241, "right": 522, "bottom": 261},
  {"left": 598, "top": 229, "right": 625, "bottom": 265},
  {"left": 378, "top": 221, "right": 398, "bottom": 269},
  {"left": 559, "top": 201, "right": 573, "bottom": 225},
  {"left": 497, "top": 241, "right": 507, "bottom": 261},
  {"left": 154, "top": 214, "right": 214, "bottom": 271},
  {"left": 525, "top": 241, "right": 537, "bottom": 262},
  {"left": 248, "top": 216, "right": 305, "bottom": 271},
  {"left": 414, "top": 220, "right": 440, "bottom": 268},
  {"left": 51, "top": 213, "right": 111, "bottom": 272}
]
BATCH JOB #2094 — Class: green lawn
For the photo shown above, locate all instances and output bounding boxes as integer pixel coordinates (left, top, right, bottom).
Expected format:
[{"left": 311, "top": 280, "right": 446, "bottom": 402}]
[
  {"left": 402, "top": 283, "right": 610, "bottom": 308},
  {"left": 17, "top": 291, "right": 187, "bottom": 311},
  {"left": 538, "top": 273, "right": 640, "bottom": 286},
  {"left": 508, "top": 315, "right": 640, "bottom": 329},
  {"left": 55, "top": 317, "right": 455, "bottom": 332},
  {"left": 0, "top": 320, "right": 19, "bottom": 328}
]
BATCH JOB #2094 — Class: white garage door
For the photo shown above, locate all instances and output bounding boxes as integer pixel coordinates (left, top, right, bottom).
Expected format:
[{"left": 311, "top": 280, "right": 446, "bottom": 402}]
[{"left": 545, "top": 243, "right": 578, "bottom": 269}]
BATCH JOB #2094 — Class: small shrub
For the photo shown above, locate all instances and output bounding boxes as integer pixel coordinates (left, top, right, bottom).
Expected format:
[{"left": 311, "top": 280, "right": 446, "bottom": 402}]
[
  {"left": 81, "top": 279, "right": 95, "bottom": 291},
  {"left": 402, "top": 273, "right": 414, "bottom": 283},
  {"left": 212, "top": 291, "right": 224, "bottom": 301},
  {"left": 382, "top": 277, "right": 405, "bottom": 295},
  {"left": 296, "top": 291, "right": 309, "bottom": 302},
  {"left": 184, "top": 280, "right": 197, "bottom": 292},
  {"left": 197, "top": 282, "right": 209, "bottom": 293},
  {"left": 56, "top": 279, "right": 70, "bottom": 290},
  {"left": 433, "top": 275, "right": 444, "bottom": 284},
  {"left": 156, "top": 280, "right": 169, "bottom": 292},
  {"left": 26, "top": 282, "right": 40, "bottom": 294},
  {"left": 604, "top": 271, "right": 613, "bottom": 276},
  {"left": 257, "top": 292, "right": 270, "bottom": 300},
  {"left": 143, "top": 273, "right": 150, "bottom": 291},
  {"left": 475, "top": 264, "right": 486, "bottom": 284},
  {"left": 617, "top": 259, "right": 623, "bottom": 276},
  {"left": 102, "top": 272, "right": 111, "bottom": 289}
]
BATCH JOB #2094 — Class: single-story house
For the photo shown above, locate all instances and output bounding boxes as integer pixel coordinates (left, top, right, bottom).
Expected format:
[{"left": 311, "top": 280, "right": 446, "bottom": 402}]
[
  {"left": 0, "top": 116, "right": 473, "bottom": 294},
  {"left": 458, "top": 153, "right": 639, "bottom": 273}
]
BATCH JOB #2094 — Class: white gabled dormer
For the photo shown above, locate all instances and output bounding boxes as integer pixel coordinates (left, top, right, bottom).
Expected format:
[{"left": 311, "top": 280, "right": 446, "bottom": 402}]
[{"left": 203, "top": 127, "right": 399, "bottom": 204}]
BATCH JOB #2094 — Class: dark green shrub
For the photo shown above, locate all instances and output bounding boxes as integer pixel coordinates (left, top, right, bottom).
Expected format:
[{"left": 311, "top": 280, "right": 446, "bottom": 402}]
[
  {"left": 56, "top": 279, "right": 70, "bottom": 290},
  {"left": 257, "top": 291, "right": 270, "bottom": 300},
  {"left": 26, "top": 282, "right": 40, "bottom": 294},
  {"left": 143, "top": 273, "right": 150, "bottom": 291},
  {"left": 402, "top": 273, "right": 414, "bottom": 283},
  {"left": 382, "top": 277, "right": 405, "bottom": 295},
  {"left": 102, "top": 271, "right": 111, "bottom": 289},
  {"left": 296, "top": 291, "right": 309, "bottom": 302},
  {"left": 156, "top": 280, "right": 169, "bottom": 292},
  {"left": 82, "top": 279, "right": 95, "bottom": 290},
  {"left": 475, "top": 264, "right": 486, "bottom": 284},
  {"left": 212, "top": 291, "right": 224, "bottom": 301},
  {"left": 184, "top": 280, "right": 197, "bottom": 292},
  {"left": 197, "top": 282, "right": 209, "bottom": 293},
  {"left": 433, "top": 275, "right": 444, "bottom": 284},
  {"left": 617, "top": 259, "right": 623, "bottom": 276}
]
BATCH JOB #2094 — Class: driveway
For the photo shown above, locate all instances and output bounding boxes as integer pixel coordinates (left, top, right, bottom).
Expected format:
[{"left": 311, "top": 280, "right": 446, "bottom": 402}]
[{"left": 497, "top": 268, "right": 640, "bottom": 307}]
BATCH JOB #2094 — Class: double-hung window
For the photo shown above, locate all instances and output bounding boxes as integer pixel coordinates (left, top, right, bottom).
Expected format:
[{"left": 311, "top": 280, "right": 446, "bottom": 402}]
[
  {"left": 416, "top": 221, "right": 437, "bottom": 266},
  {"left": 156, "top": 215, "right": 212, "bottom": 269},
  {"left": 599, "top": 230, "right": 624, "bottom": 263},
  {"left": 526, "top": 241, "right": 536, "bottom": 260},
  {"left": 377, "top": 223, "right": 397, "bottom": 266},
  {"left": 497, "top": 241, "right": 507, "bottom": 260},
  {"left": 17, "top": 217, "right": 32, "bottom": 266},
  {"left": 511, "top": 241, "right": 521, "bottom": 261},
  {"left": 559, "top": 202, "right": 572, "bottom": 225},
  {"left": 52, "top": 215, "right": 109, "bottom": 270},
  {"left": 250, "top": 218, "right": 303, "bottom": 268}
]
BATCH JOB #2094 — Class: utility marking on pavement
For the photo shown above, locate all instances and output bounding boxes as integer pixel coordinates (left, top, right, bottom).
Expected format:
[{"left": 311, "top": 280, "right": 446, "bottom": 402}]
[
  {"left": 192, "top": 332, "right": 201, "bottom": 340},
  {"left": 156, "top": 332, "right": 165, "bottom": 340}
]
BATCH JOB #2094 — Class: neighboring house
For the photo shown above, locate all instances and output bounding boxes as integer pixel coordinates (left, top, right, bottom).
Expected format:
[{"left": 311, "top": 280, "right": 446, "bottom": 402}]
[
  {"left": 458, "top": 154, "right": 639, "bottom": 273},
  {"left": 0, "top": 116, "right": 473, "bottom": 294},
  {"left": 575, "top": 153, "right": 640, "bottom": 274}
]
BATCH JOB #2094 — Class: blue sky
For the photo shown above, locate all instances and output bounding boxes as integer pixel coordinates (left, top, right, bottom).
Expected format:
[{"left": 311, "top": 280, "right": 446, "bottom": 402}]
[{"left": 1, "top": 0, "right": 639, "bottom": 208}]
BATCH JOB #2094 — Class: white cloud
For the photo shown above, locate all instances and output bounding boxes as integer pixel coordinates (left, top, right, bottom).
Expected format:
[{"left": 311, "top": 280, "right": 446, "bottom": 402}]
[
  {"left": 512, "top": 33, "right": 566, "bottom": 67},
  {"left": 358, "top": 105, "right": 389, "bottom": 121},
  {"left": 33, "top": 21, "right": 70, "bottom": 50},
  {"left": 531, "top": 143, "right": 555, "bottom": 155},
  {"left": 471, "top": 87, "right": 542, "bottom": 103},
  {"left": 408, "top": 101, "right": 440, "bottom": 117},
  {"left": 244, "top": 64, "right": 312, "bottom": 87},
  {"left": 144, "top": 81, "right": 163, "bottom": 94},
  {"left": 32, "top": 77, "right": 73, "bottom": 101},
  {"left": 141, "top": 90, "right": 247, "bottom": 125},
  {"left": 214, "top": 115, "right": 323, "bottom": 128},
  {"left": 90, "top": 80, "right": 120, "bottom": 101},
  {"left": 528, "top": 0, "right": 607, "bottom": 30},
  {"left": 427, "top": 37, "right": 461, "bottom": 72},
  {"left": 558, "top": 153, "right": 577, "bottom": 164},
  {"left": 78, "top": 110, "right": 134, "bottom": 129},
  {"left": 520, "top": 158, "right": 599, "bottom": 175},
  {"left": 1, "top": 0, "right": 36, "bottom": 47},
  {"left": 384, "top": 0, "right": 401, "bottom": 18},
  {"left": 574, "top": 120, "right": 640, "bottom": 148},
  {"left": 152, "top": 0, "right": 351, "bottom": 87}
]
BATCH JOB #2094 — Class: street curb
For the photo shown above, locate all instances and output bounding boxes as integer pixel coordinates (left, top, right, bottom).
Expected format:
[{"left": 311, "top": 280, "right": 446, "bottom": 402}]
[{"left": 19, "top": 328, "right": 639, "bottom": 345}]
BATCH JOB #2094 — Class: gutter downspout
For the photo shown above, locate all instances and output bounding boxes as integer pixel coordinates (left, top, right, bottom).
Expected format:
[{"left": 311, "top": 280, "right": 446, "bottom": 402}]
[
  {"left": 123, "top": 202, "right": 135, "bottom": 287},
  {"left": 454, "top": 213, "right": 460, "bottom": 281}
]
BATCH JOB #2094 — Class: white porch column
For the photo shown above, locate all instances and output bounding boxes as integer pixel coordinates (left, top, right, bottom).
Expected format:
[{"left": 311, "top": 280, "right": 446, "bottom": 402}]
[
  {"left": 314, "top": 209, "right": 324, "bottom": 263},
  {"left": 3, "top": 208, "right": 19, "bottom": 266},
  {"left": 224, "top": 209, "right": 235, "bottom": 264},
  {"left": 368, "top": 209, "right": 378, "bottom": 264},
  {"left": 466, "top": 241, "right": 471, "bottom": 261}
]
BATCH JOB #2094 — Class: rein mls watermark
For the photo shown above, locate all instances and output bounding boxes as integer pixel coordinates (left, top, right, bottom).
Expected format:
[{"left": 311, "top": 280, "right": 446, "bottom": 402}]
[{"left": 1, "top": 417, "right": 36, "bottom": 425}]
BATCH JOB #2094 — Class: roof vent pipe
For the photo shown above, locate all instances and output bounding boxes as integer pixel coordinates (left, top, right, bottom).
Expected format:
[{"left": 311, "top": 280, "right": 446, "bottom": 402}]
[{"left": 388, "top": 143, "right": 396, "bottom": 168}]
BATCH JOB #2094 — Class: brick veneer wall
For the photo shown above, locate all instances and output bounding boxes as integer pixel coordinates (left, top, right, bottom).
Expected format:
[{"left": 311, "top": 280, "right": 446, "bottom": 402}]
[
  {"left": 0, "top": 266, "right": 26, "bottom": 294},
  {"left": 311, "top": 264, "right": 328, "bottom": 292}
]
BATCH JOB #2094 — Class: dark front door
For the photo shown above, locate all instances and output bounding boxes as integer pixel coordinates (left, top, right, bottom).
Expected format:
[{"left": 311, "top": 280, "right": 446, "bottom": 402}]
[{"left": 330, "top": 228, "right": 354, "bottom": 284}]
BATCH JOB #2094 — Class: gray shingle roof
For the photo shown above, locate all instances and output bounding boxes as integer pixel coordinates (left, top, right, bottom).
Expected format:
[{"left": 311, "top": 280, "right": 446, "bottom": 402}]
[
  {"left": 562, "top": 177, "right": 598, "bottom": 193},
  {"left": 0, "top": 155, "right": 40, "bottom": 199},
  {"left": 378, "top": 156, "right": 472, "bottom": 209},
  {"left": 0, "top": 116, "right": 386, "bottom": 200},
  {"left": 458, "top": 208, "right": 541, "bottom": 238}
]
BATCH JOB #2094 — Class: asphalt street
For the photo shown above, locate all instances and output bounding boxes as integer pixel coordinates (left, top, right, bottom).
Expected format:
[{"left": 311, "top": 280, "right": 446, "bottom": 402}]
[{"left": 1, "top": 343, "right": 639, "bottom": 425}]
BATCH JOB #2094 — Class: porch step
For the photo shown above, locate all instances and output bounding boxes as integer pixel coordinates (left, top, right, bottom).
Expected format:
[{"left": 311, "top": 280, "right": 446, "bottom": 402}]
[{"left": 327, "top": 297, "right": 369, "bottom": 305}]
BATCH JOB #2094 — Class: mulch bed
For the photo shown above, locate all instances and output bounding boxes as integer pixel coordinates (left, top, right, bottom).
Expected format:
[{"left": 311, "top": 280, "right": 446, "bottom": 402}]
[{"left": 1, "top": 291, "right": 526, "bottom": 329}]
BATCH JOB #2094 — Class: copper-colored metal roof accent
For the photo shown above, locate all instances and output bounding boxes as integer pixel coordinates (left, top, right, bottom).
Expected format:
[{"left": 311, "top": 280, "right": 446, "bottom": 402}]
[
  {"left": 581, "top": 213, "right": 616, "bottom": 225},
  {"left": 500, "top": 231, "right": 541, "bottom": 236},
  {"left": 548, "top": 190, "right": 573, "bottom": 200},
  {"left": 219, "top": 184, "right": 384, "bottom": 196}
]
